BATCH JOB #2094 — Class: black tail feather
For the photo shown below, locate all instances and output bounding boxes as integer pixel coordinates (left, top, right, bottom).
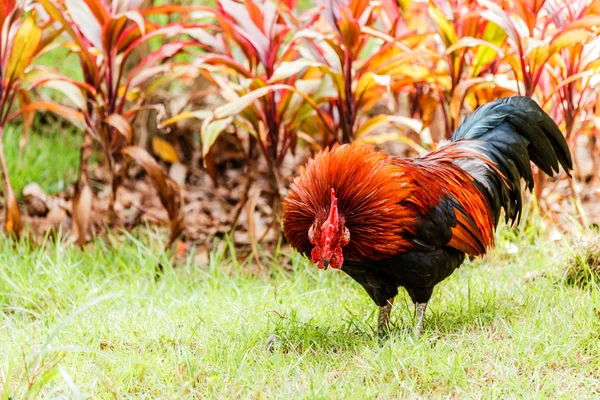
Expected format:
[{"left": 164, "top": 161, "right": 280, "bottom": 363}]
[{"left": 451, "top": 96, "right": 573, "bottom": 226}]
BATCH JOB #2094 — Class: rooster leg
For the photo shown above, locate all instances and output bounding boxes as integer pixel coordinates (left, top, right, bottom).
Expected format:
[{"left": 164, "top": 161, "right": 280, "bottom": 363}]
[
  {"left": 377, "top": 298, "right": 395, "bottom": 338},
  {"left": 415, "top": 302, "right": 428, "bottom": 337}
]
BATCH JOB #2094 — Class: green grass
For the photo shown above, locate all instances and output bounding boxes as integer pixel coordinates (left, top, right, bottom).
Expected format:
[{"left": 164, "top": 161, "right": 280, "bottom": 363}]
[
  {"left": 1, "top": 217, "right": 599, "bottom": 398},
  {"left": 3, "top": 124, "right": 81, "bottom": 197}
]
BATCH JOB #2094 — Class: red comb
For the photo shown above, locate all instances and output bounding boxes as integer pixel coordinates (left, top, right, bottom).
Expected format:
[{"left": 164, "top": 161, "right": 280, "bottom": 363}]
[{"left": 327, "top": 188, "right": 339, "bottom": 227}]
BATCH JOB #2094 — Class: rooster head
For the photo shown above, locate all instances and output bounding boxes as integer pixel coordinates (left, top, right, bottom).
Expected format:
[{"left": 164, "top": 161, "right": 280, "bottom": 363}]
[{"left": 307, "top": 188, "right": 350, "bottom": 270}]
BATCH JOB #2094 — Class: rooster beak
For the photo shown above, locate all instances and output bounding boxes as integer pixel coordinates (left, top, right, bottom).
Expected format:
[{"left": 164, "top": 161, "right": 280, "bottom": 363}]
[{"left": 321, "top": 258, "right": 329, "bottom": 270}]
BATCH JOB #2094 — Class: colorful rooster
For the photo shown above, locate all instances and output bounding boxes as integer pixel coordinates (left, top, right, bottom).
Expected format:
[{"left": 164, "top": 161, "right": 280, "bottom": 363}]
[{"left": 283, "top": 96, "right": 573, "bottom": 337}]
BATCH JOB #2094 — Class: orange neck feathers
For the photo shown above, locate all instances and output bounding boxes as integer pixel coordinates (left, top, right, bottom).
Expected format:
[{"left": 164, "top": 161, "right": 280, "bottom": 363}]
[{"left": 283, "top": 143, "right": 416, "bottom": 261}]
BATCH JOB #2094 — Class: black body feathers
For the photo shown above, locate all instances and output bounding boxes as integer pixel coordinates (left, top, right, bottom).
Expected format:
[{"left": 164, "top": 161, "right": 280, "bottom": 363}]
[{"left": 451, "top": 96, "right": 573, "bottom": 226}]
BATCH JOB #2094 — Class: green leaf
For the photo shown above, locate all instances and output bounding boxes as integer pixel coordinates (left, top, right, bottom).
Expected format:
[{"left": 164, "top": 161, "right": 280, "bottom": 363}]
[
  {"left": 428, "top": 3, "right": 458, "bottom": 49},
  {"left": 201, "top": 116, "right": 234, "bottom": 158},
  {"left": 472, "top": 22, "right": 507, "bottom": 77},
  {"left": 479, "top": 2, "right": 520, "bottom": 50}
]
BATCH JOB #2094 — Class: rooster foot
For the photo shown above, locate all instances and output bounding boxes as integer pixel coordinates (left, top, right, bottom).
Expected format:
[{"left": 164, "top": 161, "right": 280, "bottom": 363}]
[
  {"left": 415, "top": 302, "right": 428, "bottom": 337},
  {"left": 377, "top": 298, "right": 395, "bottom": 339}
]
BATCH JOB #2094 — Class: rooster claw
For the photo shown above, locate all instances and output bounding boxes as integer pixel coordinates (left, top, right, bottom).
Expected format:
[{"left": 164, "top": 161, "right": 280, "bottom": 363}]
[{"left": 377, "top": 298, "right": 394, "bottom": 339}]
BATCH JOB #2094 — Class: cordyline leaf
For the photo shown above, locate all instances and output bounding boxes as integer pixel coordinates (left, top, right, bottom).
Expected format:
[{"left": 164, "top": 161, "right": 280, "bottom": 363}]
[
  {"left": 428, "top": 3, "right": 458, "bottom": 49},
  {"left": 472, "top": 21, "right": 507, "bottom": 77},
  {"left": 479, "top": 4, "right": 520, "bottom": 49},
  {"left": 214, "top": 84, "right": 292, "bottom": 119},
  {"left": 185, "top": 27, "right": 226, "bottom": 53},
  {"left": 152, "top": 137, "right": 180, "bottom": 163},
  {"left": 568, "top": 16, "right": 600, "bottom": 31},
  {"left": 218, "top": 0, "right": 270, "bottom": 62},
  {"left": 140, "top": 4, "right": 212, "bottom": 17},
  {"left": 355, "top": 115, "right": 389, "bottom": 138},
  {"left": 387, "top": 115, "right": 424, "bottom": 133},
  {"left": 446, "top": 37, "right": 504, "bottom": 56},
  {"left": 83, "top": 0, "right": 108, "bottom": 25},
  {"left": 514, "top": 0, "right": 544, "bottom": 35},
  {"left": 24, "top": 65, "right": 97, "bottom": 96},
  {"left": 358, "top": 132, "right": 428, "bottom": 155},
  {"left": 29, "top": 79, "right": 88, "bottom": 109},
  {"left": 270, "top": 59, "right": 325, "bottom": 81},
  {"left": 120, "top": 146, "right": 185, "bottom": 247},
  {"left": 105, "top": 114, "right": 133, "bottom": 144},
  {"left": 128, "top": 41, "right": 188, "bottom": 78},
  {"left": 544, "top": 70, "right": 598, "bottom": 99},
  {"left": 450, "top": 76, "right": 519, "bottom": 123},
  {"left": 0, "top": 1, "right": 16, "bottom": 32},
  {"left": 356, "top": 72, "right": 391, "bottom": 109},
  {"left": 200, "top": 55, "right": 256, "bottom": 80},
  {"left": 103, "top": 15, "right": 128, "bottom": 55},
  {"left": 65, "top": 0, "right": 104, "bottom": 52},
  {"left": 121, "top": 11, "right": 146, "bottom": 35},
  {"left": 212, "top": 82, "right": 335, "bottom": 140},
  {"left": 201, "top": 116, "right": 234, "bottom": 159},
  {"left": 6, "top": 13, "right": 42, "bottom": 83},
  {"left": 158, "top": 110, "right": 212, "bottom": 128},
  {"left": 338, "top": 7, "right": 362, "bottom": 56},
  {"left": 450, "top": 77, "right": 486, "bottom": 122},
  {"left": 37, "top": 0, "right": 97, "bottom": 84},
  {"left": 380, "top": 0, "right": 400, "bottom": 24},
  {"left": 126, "top": 65, "right": 171, "bottom": 90},
  {"left": 10, "top": 102, "right": 84, "bottom": 124},
  {"left": 550, "top": 29, "right": 595, "bottom": 54}
]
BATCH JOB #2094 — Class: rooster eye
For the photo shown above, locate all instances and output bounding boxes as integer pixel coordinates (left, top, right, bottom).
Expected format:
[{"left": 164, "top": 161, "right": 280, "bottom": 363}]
[{"left": 308, "top": 224, "right": 316, "bottom": 244}]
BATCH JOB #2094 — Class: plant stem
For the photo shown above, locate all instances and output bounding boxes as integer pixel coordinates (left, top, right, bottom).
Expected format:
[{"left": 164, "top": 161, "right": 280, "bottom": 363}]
[
  {"left": 0, "top": 126, "right": 11, "bottom": 192},
  {"left": 0, "top": 125, "right": 22, "bottom": 238}
]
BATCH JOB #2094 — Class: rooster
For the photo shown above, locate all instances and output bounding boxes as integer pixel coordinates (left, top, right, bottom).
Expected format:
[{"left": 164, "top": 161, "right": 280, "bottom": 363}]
[{"left": 283, "top": 96, "right": 572, "bottom": 338}]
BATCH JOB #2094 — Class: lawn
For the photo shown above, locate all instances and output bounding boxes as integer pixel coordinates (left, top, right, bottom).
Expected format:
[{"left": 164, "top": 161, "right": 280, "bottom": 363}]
[{"left": 1, "top": 161, "right": 599, "bottom": 398}]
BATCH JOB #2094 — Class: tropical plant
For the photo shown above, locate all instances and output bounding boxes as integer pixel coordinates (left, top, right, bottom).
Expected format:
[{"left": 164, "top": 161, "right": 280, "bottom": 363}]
[
  {"left": 160, "top": 0, "right": 331, "bottom": 232},
  {"left": 20, "top": 0, "right": 208, "bottom": 245},
  {"left": 0, "top": 1, "right": 61, "bottom": 238},
  {"left": 474, "top": 0, "right": 600, "bottom": 198}
]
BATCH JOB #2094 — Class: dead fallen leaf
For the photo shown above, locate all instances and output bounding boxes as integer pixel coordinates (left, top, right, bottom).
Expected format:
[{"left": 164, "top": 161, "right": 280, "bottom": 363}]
[
  {"left": 152, "top": 137, "right": 180, "bottom": 163},
  {"left": 71, "top": 183, "right": 93, "bottom": 246},
  {"left": 121, "top": 146, "right": 185, "bottom": 247}
]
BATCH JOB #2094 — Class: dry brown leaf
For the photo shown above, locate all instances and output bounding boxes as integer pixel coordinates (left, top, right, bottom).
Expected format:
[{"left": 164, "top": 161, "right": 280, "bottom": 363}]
[
  {"left": 71, "top": 183, "right": 93, "bottom": 246},
  {"left": 121, "top": 146, "right": 185, "bottom": 247},
  {"left": 152, "top": 137, "right": 180, "bottom": 163}
]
